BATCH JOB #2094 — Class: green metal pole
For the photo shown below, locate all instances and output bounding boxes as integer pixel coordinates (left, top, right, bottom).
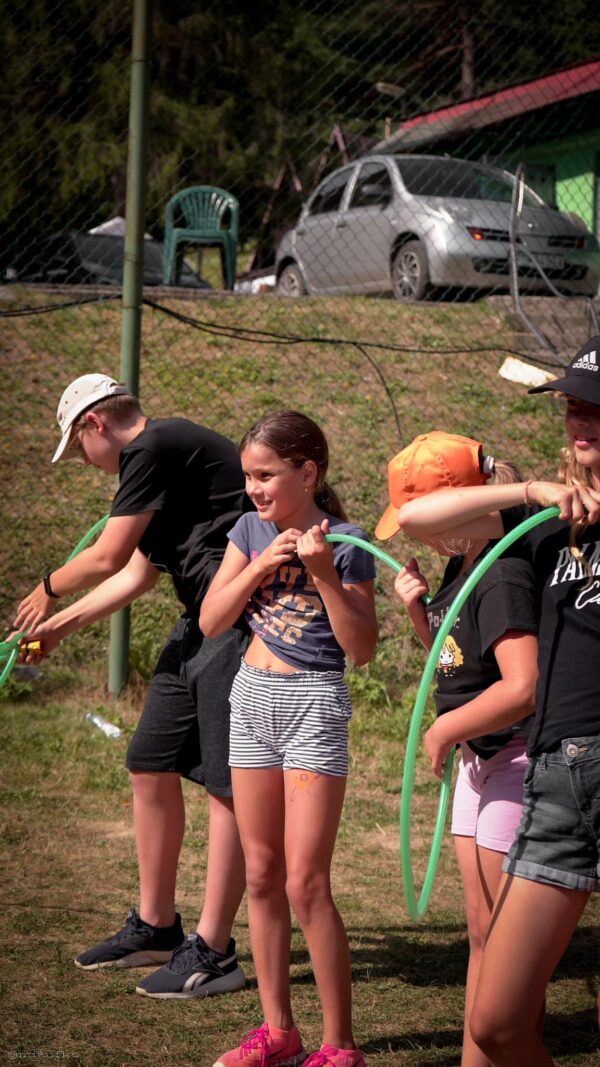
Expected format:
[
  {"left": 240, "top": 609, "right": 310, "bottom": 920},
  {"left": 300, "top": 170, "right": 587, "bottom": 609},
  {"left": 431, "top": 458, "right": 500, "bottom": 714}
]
[{"left": 109, "top": 0, "right": 153, "bottom": 697}]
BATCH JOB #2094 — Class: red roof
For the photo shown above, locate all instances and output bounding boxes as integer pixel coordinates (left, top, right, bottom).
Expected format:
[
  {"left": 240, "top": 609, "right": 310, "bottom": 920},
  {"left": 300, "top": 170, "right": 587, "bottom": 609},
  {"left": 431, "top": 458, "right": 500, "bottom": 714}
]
[{"left": 376, "top": 60, "right": 600, "bottom": 151}]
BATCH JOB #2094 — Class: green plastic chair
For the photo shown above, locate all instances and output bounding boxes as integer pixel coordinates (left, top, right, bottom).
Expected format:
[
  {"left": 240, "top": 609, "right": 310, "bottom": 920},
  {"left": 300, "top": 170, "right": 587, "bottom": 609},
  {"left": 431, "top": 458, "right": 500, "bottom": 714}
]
[{"left": 163, "top": 185, "right": 239, "bottom": 290}]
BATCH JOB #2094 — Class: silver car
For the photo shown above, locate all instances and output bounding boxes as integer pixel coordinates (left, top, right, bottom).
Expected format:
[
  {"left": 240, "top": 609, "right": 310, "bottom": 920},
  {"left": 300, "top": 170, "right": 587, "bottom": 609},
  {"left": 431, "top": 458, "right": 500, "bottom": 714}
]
[{"left": 275, "top": 154, "right": 599, "bottom": 301}]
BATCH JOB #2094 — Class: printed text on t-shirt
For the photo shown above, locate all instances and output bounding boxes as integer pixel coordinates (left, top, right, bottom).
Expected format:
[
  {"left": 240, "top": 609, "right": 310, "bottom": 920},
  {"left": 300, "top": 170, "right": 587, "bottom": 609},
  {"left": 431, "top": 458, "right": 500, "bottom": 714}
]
[{"left": 250, "top": 563, "right": 323, "bottom": 645}]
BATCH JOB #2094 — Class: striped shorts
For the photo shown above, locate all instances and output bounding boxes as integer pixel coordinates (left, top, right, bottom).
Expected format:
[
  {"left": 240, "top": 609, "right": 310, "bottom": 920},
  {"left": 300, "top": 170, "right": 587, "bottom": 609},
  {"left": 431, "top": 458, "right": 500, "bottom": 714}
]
[{"left": 229, "top": 659, "right": 352, "bottom": 776}]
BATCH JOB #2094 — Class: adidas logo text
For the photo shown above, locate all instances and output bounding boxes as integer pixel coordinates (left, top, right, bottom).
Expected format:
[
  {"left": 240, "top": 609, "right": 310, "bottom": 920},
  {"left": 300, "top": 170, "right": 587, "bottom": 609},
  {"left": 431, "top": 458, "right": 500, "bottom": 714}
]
[{"left": 573, "top": 350, "right": 598, "bottom": 372}]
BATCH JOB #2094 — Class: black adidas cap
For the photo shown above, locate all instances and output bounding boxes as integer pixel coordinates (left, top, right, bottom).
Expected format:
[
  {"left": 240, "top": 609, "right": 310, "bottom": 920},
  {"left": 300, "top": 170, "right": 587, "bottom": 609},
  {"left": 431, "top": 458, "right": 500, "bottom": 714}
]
[{"left": 529, "top": 335, "right": 600, "bottom": 406}]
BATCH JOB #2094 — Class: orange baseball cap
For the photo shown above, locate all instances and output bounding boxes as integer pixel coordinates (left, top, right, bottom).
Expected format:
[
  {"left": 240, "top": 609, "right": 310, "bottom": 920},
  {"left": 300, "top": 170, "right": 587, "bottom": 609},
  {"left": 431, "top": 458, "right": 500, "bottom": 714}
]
[{"left": 375, "top": 431, "right": 491, "bottom": 541}]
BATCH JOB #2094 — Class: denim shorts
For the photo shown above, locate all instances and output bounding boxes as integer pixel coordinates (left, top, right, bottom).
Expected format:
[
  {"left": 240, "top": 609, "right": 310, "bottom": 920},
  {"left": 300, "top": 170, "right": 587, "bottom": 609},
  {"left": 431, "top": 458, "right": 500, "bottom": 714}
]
[
  {"left": 503, "top": 735, "right": 600, "bottom": 893},
  {"left": 126, "top": 614, "right": 248, "bottom": 796}
]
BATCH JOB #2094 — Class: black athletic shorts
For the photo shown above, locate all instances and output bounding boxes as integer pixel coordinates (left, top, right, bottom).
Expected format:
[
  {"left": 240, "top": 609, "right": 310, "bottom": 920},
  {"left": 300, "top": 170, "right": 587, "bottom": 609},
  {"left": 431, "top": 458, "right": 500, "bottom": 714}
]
[{"left": 126, "top": 613, "right": 249, "bottom": 796}]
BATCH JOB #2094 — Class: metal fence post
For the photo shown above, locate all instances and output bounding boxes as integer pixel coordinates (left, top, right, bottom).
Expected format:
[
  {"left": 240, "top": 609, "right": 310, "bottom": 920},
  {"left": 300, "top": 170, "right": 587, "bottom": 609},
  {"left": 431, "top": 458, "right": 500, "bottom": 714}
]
[{"left": 109, "top": 0, "right": 153, "bottom": 697}]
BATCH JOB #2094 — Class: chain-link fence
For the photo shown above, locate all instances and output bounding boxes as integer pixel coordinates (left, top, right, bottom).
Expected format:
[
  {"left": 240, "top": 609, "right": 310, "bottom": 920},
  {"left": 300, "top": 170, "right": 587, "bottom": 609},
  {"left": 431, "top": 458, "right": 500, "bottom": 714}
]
[{"left": 2, "top": 0, "right": 599, "bottom": 688}]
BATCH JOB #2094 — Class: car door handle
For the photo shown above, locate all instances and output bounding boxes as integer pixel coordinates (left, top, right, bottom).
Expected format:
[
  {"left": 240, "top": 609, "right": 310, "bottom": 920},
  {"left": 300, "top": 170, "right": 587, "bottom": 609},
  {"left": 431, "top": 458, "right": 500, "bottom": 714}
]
[
  {"left": 296, "top": 227, "right": 306, "bottom": 235},
  {"left": 335, "top": 220, "right": 347, "bottom": 228}
]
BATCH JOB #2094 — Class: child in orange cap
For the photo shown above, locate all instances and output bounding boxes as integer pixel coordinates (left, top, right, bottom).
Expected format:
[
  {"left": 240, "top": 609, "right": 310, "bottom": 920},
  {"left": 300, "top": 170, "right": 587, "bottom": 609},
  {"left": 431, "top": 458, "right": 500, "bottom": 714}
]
[{"left": 377, "top": 431, "right": 539, "bottom": 1067}]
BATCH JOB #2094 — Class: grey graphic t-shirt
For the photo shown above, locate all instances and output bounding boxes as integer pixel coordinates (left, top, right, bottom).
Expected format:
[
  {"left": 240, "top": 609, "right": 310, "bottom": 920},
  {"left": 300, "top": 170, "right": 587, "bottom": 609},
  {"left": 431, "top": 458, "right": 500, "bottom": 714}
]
[{"left": 228, "top": 512, "right": 376, "bottom": 672}]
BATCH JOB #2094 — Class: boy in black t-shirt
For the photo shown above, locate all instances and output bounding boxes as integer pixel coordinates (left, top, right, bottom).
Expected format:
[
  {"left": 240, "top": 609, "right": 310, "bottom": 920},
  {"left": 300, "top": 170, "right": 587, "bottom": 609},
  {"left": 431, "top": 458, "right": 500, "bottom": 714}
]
[{"left": 14, "top": 373, "right": 250, "bottom": 999}]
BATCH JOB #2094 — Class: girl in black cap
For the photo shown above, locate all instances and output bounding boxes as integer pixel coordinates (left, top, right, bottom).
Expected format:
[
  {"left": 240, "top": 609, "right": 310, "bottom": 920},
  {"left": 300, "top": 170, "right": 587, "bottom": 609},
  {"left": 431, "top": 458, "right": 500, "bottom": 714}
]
[{"left": 395, "top": 337, "right": 600, "bottom": 1066}]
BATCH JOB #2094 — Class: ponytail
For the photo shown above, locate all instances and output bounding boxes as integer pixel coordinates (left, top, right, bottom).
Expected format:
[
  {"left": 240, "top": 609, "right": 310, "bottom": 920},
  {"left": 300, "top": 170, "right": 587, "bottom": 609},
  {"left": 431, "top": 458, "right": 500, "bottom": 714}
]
[
  {"left": 315, "top": 482, "right": 348, "bottom": 521},
  {"left": 490, "top": 459, "right": 525, "bottom": 486}
]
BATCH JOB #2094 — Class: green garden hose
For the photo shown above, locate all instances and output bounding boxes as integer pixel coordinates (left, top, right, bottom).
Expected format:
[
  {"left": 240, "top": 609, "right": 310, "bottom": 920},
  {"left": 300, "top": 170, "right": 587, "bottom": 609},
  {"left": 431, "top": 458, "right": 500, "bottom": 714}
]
[
  {"left": 325, "top": 533, "right": 405, "bottom": 575},
  {"left": 0, "top": 640, "right": 20, "bottom": 686},
  {"left": 0, "top": 513, "right": 110, "bottom": 687},
  {"left": 66, "top": 514, "right": 109, "bottom": 560}
]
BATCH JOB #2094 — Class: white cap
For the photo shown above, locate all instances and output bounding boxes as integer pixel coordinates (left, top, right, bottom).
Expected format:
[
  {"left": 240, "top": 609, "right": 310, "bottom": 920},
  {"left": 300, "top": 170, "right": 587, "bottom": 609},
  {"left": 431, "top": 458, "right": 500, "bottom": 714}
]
[{"left": 52, "top": 373, "right": 130, "bottom": 463}]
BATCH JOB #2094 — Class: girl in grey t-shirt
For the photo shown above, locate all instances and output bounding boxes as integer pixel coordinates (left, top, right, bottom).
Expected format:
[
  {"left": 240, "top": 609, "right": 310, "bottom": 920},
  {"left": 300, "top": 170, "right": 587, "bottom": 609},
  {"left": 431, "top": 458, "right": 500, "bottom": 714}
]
[{"left": 200, "top": 411, "right": 378, "bottom": 1067}]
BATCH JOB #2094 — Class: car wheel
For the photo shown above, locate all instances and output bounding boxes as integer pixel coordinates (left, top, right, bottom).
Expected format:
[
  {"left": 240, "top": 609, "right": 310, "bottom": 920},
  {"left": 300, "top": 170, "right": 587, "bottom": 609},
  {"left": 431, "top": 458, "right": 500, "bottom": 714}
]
[
  {"left": 277, "top": 262, "right": 307, "bottom": 297},
  {"left": 392, "top": 241, "right": 430, "bottom": 302}
]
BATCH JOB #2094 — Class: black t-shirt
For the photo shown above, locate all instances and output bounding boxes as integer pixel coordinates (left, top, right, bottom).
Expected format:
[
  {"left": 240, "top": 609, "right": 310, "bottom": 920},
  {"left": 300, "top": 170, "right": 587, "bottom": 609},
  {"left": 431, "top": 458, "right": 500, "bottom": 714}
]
[
  {"left": 111, "top": 418, "right": 248, "bottom": 610},
  {"left": 427, "top": 546, "right": 538, "bottom": 759},
  {"left": 501, "top": 504, "right": 600, "bottom": 755}
]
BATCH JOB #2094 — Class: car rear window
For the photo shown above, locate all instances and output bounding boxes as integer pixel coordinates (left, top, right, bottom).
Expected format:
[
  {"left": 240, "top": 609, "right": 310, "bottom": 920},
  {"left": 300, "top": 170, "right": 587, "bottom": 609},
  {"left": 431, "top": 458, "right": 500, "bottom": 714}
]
[{"left": 393, "top": 158, "right": 543, "bottom": 207}]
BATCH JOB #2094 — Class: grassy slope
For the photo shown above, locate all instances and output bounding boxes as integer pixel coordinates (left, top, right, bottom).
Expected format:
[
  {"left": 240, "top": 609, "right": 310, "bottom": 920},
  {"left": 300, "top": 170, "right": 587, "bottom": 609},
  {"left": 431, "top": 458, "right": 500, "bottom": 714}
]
[
  {"left": 0, "top": 290, "right": 563, "bottom": 689},
  {"left": 0, "top": 291, "right": 598, "bottom": 1065}
]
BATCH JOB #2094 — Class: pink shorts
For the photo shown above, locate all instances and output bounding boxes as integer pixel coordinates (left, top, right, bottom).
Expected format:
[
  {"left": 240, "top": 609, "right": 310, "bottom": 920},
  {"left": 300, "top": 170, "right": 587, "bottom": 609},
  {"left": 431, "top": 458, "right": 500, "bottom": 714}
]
[{"left": 451, "top": 735, "right": 528, "bottom": 854}]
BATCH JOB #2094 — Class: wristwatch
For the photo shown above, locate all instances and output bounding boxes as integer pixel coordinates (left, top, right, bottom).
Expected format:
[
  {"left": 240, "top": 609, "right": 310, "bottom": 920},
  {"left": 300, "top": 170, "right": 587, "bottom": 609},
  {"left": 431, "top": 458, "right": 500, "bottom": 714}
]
[{"left": 43, "top": 572, "right": 60, "bottom": 598}]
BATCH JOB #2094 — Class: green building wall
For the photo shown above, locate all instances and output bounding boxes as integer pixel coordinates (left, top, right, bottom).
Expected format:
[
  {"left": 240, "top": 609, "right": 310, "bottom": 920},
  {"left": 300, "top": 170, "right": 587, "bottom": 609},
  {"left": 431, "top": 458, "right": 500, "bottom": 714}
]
[
  {"left": 554, "top": 151, "right": 596, "bottom": 231},
  {"left": 510, "top": 136, "right": 599, "bottom": 236}
]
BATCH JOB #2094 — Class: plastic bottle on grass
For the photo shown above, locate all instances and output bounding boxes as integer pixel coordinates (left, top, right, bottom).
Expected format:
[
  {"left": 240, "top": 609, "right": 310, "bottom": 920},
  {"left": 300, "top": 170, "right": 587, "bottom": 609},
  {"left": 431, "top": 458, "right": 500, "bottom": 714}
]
[{"left": 85, "top": 712, "right": 122, "bottom": 739}]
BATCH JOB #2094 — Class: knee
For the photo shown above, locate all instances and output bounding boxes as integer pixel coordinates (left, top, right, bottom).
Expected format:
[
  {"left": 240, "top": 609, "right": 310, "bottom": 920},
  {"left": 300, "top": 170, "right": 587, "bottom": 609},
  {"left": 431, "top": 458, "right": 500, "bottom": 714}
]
[
  {"left": 466, "top": 917, "right": 487, "bottom": 958},
  {"left": 469, "top": 1006, "right": 494, "bottom": 1056},
  {"left": 286, "top": 870, "right": 331, "bottom": 924},
  {"left": 244, "top": 853, "right": 286, "bottom": 901},
  {"left": 469, "top": 1005, "right": 519, "bottom": 1060},
  {"left": 129, "top": 770, "right": 181, "bottom": 802}
]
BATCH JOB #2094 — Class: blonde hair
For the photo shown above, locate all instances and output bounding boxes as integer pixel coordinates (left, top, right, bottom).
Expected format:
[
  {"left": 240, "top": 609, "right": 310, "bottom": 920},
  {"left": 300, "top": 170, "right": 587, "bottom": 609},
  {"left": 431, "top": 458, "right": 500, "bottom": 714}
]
[
  {"left": 559, "top": 443, "right": 594, "bottom": 579},
  {"left": 490, "top": 459, "right": 524, "bottom": 485}
]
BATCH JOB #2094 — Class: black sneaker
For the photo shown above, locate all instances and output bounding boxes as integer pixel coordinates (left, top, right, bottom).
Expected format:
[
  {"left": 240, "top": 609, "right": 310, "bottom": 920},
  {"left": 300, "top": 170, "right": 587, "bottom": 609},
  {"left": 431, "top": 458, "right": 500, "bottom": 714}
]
[
  {"left": 74, "top": 908, "right": 185, "bottom": 970},
  {"left": 135, "top": 932, "right": 246, "bottom": 999}
]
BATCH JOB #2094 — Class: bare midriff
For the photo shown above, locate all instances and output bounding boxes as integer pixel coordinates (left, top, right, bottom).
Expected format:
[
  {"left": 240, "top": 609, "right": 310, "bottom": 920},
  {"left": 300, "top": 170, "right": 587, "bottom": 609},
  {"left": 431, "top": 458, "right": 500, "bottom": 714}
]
[{"left": 243, "top": 633, "right": 302, "bottom": 673}]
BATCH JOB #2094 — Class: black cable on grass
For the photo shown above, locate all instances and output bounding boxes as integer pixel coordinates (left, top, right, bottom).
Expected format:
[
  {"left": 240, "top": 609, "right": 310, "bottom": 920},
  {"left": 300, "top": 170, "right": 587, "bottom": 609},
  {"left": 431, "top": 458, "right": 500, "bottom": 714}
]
[
  {"left": 0, "top": 291, "right": 567, "bottom": 448},
  {"left": 0, "top": 293, "right": 566, "bottom": 370},
  {"left": 143, "top": 299, "right": 406, "bottom": 442},
  {"left": 143, "top": 296, "right": 566, "bottom": 368},
  {"left": 143, "top": 297, "right": 567, "bottom": 447},
  {"left": 352, "top": 341, "right": 404, "bottom": 445},
  {"left": 141, "top": 298, "right": 559, "bottom": 360},
  {"left": 0, "top": 294, "right": 120, "bottom": 317}
]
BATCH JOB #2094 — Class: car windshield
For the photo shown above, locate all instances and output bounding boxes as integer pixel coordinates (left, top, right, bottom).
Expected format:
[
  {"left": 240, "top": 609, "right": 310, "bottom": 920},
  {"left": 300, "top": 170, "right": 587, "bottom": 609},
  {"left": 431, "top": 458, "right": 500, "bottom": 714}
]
[{"left": 392, "top": 157, "right": 546, "bottom": 208}]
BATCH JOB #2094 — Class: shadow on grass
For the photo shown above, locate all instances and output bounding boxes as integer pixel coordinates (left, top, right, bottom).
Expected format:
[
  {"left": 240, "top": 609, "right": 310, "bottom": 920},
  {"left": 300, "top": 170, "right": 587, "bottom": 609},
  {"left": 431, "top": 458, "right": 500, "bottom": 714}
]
[
  {"left": 544, "top": 1008, "right": 600, "bottom": 1056},
  {"left": 281, "top": 923, "right": 598, "bottom": 989},
  {"left": 362, "top": 1008, "right": 599, "bottom": 1061}
]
